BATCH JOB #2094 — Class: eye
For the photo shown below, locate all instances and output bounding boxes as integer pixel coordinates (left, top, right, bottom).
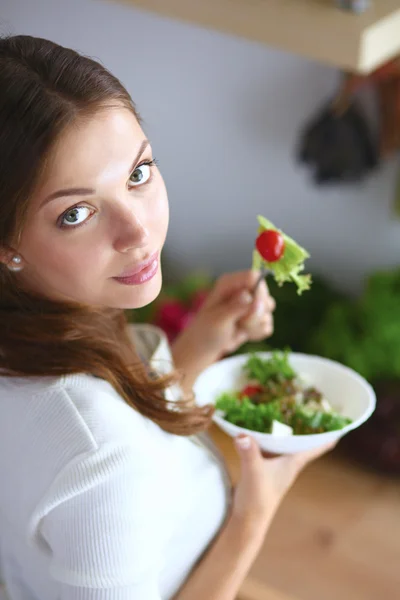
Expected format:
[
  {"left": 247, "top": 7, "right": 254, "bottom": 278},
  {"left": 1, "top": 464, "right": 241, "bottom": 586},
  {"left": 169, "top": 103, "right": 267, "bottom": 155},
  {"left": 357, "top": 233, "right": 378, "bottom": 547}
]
[
  {"left": 128, "top": 159, "right": 156, "bottom": 188},
  {"left": 59, "top": 206, "right": 93, "bottom": 229}
]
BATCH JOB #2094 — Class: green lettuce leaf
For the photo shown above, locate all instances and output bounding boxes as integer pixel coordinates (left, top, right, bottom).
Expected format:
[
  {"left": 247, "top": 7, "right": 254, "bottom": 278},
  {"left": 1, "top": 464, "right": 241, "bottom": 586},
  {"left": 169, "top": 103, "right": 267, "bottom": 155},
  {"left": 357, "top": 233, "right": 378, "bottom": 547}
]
[
  {"left": 215, "top": 393, "right": 282, "bottom": 433},
  {"left": 253, "top": 215, "right": 312, "bottom": 295},
  {"left": 244, "top": 351, "right": 296, "bottom": 385},
  {"left": 290, "top": 405, "right": 351, "bottom": 434}
]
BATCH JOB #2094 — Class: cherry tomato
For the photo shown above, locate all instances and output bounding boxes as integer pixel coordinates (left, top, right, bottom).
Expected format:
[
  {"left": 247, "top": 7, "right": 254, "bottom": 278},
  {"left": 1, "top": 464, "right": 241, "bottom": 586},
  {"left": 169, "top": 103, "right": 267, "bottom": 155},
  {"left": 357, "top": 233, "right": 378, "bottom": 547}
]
[
  {"left": 255, "top": 229, "right": 285, "bottom": 262},
  {"left": 239, "top": 384, "right": 264, "bottom": 399}
]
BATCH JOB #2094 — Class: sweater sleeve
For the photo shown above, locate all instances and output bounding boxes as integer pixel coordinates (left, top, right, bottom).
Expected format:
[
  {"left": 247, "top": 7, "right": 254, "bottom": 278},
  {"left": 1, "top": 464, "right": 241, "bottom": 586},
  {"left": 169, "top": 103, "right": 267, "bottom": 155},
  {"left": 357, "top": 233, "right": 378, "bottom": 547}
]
[{"left": 38, "top": 443, "right": 166, "bottom": 600}]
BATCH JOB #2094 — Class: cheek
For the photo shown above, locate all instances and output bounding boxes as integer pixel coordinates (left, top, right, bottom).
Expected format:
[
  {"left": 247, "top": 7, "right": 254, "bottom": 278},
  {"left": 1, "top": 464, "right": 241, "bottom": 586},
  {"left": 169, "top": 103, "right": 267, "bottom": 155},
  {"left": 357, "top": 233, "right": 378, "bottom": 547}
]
[
  {"left": 26, "top": 229, "right": 103, "bottom": 285},
  {"left": 46, "top": 247, "right": 97, "bottom": 285},
  {"left": 45, "top": 247, "right": 109, "bottom": 302},
  {"left": 150, "top": 178, "right": 169, "bottom": 237}
]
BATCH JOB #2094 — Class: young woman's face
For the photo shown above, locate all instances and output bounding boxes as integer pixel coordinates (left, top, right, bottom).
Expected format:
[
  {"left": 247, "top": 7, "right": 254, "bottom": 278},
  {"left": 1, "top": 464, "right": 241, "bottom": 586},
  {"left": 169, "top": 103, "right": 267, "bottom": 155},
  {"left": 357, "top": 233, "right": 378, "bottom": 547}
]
[{"left": 7, "top": 106, "right": 169, "bottom": 309}]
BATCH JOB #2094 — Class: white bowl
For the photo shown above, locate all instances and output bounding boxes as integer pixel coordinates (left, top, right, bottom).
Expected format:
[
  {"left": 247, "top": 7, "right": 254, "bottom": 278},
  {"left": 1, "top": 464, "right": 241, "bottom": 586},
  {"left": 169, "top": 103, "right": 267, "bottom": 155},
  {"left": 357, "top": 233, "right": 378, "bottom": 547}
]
[{"left": 194, "top": 352, "right": 376, "bottom": 455}]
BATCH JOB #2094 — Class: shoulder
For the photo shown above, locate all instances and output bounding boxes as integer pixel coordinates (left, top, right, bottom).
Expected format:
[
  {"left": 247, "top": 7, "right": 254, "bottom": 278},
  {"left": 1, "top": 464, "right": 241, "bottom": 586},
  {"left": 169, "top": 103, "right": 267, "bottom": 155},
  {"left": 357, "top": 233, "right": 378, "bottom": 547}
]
[
  {"left": 0, "top": 323, "right": 172, "bottom": 453},
  {"left": 0, "top": 324, "right": 174, "bottom": 499},
  {"left": 56, "top": 323, "right": 174, "bottom": 449},
  {"left": 58, "top": 371, "right": 164, "bottom": 451},
  {"left": 0, "top": 360, "right": 167, "bottom": 500}
]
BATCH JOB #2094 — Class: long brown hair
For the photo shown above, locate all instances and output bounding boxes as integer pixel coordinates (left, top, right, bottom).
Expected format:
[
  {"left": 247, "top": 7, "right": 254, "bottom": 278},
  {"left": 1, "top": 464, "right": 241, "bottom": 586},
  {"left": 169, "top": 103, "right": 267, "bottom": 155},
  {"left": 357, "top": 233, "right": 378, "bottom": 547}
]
[{"left": 0, "top": 35, "right": 213, "bottom": 436}]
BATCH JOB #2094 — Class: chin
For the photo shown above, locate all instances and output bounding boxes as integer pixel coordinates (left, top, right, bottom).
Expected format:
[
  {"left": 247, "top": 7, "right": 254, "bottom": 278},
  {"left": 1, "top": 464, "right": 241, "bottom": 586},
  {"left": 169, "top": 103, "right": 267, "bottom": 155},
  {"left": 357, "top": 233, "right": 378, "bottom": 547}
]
[{"left": 108, "top": 268, "right": 163, "bottom": 310}]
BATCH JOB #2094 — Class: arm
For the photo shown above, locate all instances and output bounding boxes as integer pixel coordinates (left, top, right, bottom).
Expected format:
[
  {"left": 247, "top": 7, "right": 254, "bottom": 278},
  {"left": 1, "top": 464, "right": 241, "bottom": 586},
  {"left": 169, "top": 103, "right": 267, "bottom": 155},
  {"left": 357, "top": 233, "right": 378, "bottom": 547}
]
[
  {"left": 174, "top": 514, "right": 271, "bottom": 600},
  {"left": 175, "top": 432, "right": 335, "bottom": 600},
  {"left": 171, "top": 332, "right": 217, "bottom": 394},
  {"left": 41, "top": 441, "right": 272, "bottom": 600}
]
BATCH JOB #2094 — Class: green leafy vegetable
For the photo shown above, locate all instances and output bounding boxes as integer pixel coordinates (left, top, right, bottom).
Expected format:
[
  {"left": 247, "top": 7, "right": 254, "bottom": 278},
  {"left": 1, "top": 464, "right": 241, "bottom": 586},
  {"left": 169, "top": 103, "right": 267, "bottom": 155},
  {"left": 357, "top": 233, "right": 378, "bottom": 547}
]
[
  {"left": 290, "top": 406, "right": 352, "bottom": 434},
  {"left": 215, "top": 352, "right": 351, "bottom": 436},
  {"left": 215, "top": 393, "right": 282, "bottom": 433},
  {"left": 308, "top": 267, "right": 400, "bottom": 381},
  {"left": 244, "top": 351, "right": 296, "bottom": 385},
  {"left": 253, "top": 215, "right": 311, "bottom": 295}
]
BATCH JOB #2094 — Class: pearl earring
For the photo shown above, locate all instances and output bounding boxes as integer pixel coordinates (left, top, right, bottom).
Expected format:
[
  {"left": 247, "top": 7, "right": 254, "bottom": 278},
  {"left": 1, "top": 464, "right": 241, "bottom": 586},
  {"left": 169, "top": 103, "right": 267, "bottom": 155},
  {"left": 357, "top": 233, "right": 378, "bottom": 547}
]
[{"left": 7, "top": 255, "right": 23, "bottom": 272}]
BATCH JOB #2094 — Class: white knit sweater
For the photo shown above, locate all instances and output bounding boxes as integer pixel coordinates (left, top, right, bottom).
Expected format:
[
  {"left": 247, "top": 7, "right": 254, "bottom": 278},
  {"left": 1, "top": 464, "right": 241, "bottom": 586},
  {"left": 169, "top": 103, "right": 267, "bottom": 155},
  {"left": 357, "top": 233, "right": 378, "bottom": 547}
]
[{"left": 0, "top": 324, "right": 230, "bottom": 599}]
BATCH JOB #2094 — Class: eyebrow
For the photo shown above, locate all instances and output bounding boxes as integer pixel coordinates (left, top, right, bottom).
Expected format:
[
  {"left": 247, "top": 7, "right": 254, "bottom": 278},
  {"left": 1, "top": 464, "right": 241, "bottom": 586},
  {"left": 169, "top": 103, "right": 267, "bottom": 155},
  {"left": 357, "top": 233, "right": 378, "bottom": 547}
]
[{"left": 40, "top": 139, "right": 150, "bottom": 209}]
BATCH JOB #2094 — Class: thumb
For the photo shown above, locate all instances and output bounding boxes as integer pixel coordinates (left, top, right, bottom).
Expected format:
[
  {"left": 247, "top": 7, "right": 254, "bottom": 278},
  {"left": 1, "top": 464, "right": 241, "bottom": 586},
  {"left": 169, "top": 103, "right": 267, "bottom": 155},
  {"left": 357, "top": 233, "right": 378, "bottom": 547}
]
[{"left": 234, "top": 434, "right": 264, "bottom": 487}]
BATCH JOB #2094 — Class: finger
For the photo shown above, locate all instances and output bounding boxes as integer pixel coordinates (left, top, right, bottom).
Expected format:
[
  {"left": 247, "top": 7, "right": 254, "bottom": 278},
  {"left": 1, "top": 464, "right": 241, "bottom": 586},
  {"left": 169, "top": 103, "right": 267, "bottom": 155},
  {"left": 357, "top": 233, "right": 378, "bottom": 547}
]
[
  {"left": 234, "top": 434, "right": 265, "bottom": 480},
  {"left": 240, "top": 312, "right": 274, "bottom": 337},
  {"left": 242, "top": 322, "right": 274, "bottom": 343},
  {"left": 237, "top": 296, "right": 265, "bottom": 327},
  {"left": 253, "top": 278, "right": 269, "bottom": 306},
  {"left": 248, "top": 297, "right": 265, "bottom": 321},
  {"left": 267, "top": 294, "right": 276, "bottom": 312},
  {"left": 257, "top": 277, "right": 276, "bottom": 313},
  {"left": 225, "top": 330, "right": 248, "bottom": 353},
  {"left": 260, "top": 288, "right": 276, "bottom": 314},
  {"left": 246, "top": 282, "right": 275, "bottom": 321},
  {"left": 257, "top": 315, "right": 274, "bottom": 338}
]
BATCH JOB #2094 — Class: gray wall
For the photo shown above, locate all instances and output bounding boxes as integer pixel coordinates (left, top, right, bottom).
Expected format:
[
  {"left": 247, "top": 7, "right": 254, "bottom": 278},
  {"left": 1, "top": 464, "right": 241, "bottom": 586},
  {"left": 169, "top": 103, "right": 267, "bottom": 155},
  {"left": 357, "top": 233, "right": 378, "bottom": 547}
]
[{"left": 2, "top": 0, "right": 399, "bottom": 294}]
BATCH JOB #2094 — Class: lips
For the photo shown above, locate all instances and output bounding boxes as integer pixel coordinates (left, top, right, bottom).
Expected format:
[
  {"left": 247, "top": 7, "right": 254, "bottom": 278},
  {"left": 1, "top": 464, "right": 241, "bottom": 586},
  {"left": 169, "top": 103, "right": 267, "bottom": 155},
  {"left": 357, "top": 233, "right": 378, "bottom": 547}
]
[{"left": 114, "top": 252, "right": 159, "bottom": 279}]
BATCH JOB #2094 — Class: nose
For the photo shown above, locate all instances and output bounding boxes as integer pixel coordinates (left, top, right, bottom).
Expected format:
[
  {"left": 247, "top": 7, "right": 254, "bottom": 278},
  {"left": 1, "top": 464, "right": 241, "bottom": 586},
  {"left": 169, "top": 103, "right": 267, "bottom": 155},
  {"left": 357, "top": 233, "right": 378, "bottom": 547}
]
[{"left": 112, "top": 205, "right": 150, "bottom": 253}]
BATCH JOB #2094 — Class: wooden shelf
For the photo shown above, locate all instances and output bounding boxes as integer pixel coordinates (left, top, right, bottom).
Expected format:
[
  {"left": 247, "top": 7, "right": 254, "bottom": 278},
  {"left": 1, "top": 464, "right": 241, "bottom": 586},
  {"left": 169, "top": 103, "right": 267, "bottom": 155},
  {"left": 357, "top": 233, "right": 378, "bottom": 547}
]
[{"left": 116, "top": 0, "right": 400, "bottom": 74}]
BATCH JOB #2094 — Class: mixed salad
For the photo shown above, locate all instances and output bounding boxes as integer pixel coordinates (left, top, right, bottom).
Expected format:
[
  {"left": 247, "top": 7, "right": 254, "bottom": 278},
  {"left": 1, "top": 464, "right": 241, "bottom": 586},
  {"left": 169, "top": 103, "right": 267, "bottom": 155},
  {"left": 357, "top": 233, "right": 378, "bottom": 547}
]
[
  {"left": 215, "top": 352, "right": 352, "bottom": 436},
  {"left": 253, "top": 215, "right": 312, "bottom": 295}
]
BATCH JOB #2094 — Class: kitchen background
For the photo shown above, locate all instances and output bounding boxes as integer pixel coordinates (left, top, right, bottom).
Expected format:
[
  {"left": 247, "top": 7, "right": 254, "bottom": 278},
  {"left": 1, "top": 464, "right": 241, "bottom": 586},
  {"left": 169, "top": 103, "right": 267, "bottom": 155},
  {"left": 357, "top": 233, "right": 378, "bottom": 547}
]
[{"left": 2, "top": 0, "right": 399, "bottom": 297}]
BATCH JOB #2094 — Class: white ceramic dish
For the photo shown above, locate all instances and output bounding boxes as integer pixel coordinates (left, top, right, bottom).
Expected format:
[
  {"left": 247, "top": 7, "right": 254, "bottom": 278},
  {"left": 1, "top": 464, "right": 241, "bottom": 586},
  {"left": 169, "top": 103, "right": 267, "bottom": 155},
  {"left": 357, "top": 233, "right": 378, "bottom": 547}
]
[{"left": 194, "top": 352, "right": 376, "bottom": 454}]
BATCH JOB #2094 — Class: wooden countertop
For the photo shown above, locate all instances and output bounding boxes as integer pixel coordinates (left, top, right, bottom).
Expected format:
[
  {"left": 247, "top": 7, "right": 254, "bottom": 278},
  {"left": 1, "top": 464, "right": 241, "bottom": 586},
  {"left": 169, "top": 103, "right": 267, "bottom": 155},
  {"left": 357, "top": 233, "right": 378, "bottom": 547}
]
[{"left": 209, "top": 425, "right": 400, "bottom": 600}]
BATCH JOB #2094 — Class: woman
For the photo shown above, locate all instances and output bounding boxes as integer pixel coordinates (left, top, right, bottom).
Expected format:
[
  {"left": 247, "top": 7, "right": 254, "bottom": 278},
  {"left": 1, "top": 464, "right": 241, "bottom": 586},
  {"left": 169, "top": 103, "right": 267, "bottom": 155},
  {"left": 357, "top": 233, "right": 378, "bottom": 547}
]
[{"left": 0, "top": 35, "right": 333, "bottom": 600}]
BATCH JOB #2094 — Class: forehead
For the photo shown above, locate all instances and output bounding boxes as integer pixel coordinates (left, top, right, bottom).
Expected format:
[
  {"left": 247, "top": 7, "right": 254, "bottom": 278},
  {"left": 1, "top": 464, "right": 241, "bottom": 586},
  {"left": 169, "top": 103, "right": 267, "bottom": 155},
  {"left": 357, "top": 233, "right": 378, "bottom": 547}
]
[{"left": 35, "top": 106, "right": 143, "bottom": 200}]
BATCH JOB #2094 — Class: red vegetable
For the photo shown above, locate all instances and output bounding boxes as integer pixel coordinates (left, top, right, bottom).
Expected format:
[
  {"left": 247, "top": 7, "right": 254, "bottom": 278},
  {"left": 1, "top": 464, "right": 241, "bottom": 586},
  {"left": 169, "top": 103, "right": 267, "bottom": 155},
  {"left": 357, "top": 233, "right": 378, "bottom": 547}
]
[
  {"left": 239, "top": 385, "right": 264, "bottom": 399},
  {"left": 255, "top": 230, "right": 285, "bottom": 262}
]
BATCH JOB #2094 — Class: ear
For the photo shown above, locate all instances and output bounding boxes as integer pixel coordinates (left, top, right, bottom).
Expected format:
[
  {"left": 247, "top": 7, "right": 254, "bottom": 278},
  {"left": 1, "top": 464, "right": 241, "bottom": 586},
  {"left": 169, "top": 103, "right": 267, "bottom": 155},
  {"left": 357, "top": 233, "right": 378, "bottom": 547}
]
[{"left": 0, "top": 247, "right": 13, "bottom": 266}]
